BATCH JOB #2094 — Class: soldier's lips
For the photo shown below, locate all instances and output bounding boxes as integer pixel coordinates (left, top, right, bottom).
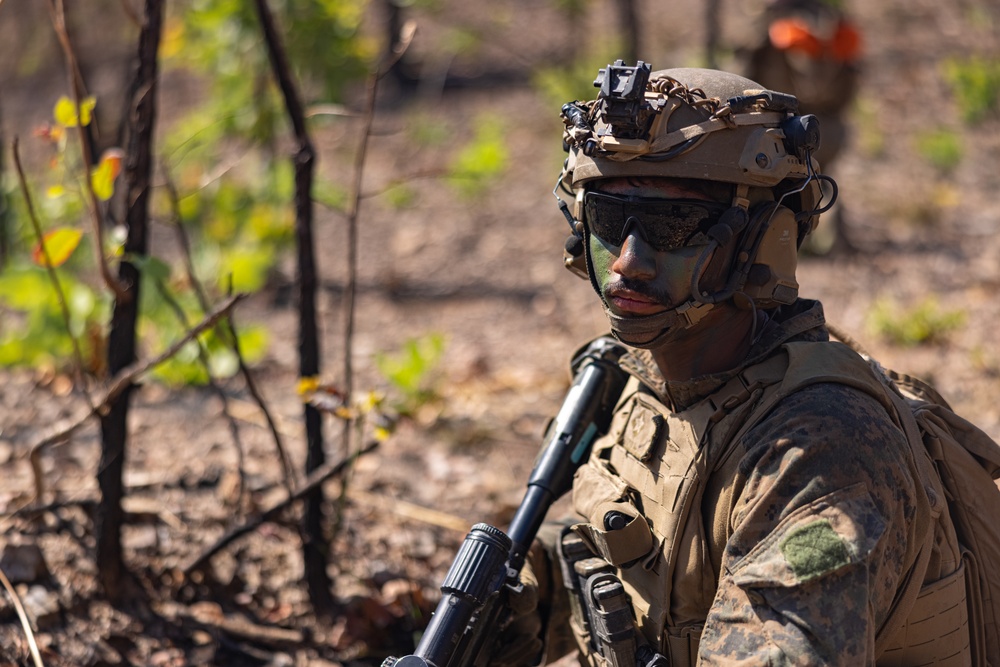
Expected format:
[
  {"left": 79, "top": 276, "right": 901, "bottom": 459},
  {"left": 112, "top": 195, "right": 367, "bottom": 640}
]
[{"left": 606, "top": 288, "right": 667, "bottom": 316}]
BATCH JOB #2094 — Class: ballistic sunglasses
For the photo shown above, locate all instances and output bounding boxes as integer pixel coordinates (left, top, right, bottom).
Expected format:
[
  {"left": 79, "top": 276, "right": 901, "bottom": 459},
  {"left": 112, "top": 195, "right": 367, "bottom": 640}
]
[{"left": 583, "top": 191, "right": 730, "bottom": 251}]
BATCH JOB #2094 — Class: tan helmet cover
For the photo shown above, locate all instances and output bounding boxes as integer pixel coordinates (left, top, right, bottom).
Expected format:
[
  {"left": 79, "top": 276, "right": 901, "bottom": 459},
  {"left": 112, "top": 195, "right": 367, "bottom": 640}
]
[{"left": 561, "top": 67, "right": 825, "bottom": 237}]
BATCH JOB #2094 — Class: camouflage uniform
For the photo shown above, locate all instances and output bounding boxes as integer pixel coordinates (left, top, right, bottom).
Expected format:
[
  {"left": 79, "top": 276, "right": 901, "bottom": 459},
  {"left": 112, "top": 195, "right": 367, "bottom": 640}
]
[{"left": 551, "top": 298, "right": 930, "bottom": 666}]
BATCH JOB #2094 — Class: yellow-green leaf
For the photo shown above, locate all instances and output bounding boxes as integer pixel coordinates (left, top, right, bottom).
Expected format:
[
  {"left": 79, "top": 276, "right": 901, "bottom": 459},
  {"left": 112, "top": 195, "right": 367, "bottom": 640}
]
[
  {"left": 33, "top": 228, "right": 84, "bottom": 267},
  {"left": 90, "top": 149, "right": 124, "bottom": 201},
  {"left": 53, "top": 96, "right": 97, "bottom": 127}
]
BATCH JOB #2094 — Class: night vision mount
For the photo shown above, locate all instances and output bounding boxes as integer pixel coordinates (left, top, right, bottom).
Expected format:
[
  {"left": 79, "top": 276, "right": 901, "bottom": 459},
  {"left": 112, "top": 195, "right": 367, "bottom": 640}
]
[{"left": 594, "top": 60, "right": 655, "bottom": 140}]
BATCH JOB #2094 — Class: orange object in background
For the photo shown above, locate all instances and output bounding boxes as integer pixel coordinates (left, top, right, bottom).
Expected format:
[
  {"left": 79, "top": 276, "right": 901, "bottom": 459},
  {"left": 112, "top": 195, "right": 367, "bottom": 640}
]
[{"left": 769, "top": 17, "right": 862, "bottom": 62}]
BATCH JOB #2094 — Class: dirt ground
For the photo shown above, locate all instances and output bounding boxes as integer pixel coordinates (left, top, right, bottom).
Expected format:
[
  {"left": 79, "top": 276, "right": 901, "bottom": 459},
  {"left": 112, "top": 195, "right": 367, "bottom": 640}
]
[{"left": 2, "top": 0, "right": 1000, "bottom": 665}]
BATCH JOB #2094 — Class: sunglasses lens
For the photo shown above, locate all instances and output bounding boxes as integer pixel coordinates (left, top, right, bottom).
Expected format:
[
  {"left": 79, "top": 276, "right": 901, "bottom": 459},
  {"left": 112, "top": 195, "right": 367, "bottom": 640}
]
[{"left": 584, "top": 192, "right": 727, "bottom": 251}]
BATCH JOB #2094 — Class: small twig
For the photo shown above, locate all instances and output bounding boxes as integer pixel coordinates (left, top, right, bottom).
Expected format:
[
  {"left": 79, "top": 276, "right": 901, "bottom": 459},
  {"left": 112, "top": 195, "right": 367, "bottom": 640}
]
[
  {"left": 346, "top": 489, "right": 468, "bottom": 533},
  {"left": 0, "top": 565, "right": 46, "bottom": 667},
  {"left": 45, "top": 0, "right": 128, "bottom": 301},
  {"left": 154, "top": 280, "right": 248, "bottom": 506},
  {"left": 12, "top": 138, "right": 92, "bottom": 395},
  {"left": 161, "top": 167, "right": 297, "bottom": 494},
  {"left": 101, "top": 293, "right": 247, "bottom": 410},
  {"left": 342, "top": 21, "right": 415, "bottom": 430},
  {"left": 182, "top": 439, "right": 379, "bottom": 575},
  {"left": 118, "top": 0, "right": 140, "bottom": 26},
  {"left": 3, "top": 498, "right": 97, "bottom": 522}
]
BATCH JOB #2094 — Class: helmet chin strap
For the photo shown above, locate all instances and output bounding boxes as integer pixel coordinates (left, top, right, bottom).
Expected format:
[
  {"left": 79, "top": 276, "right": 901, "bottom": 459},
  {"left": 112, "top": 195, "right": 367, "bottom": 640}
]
[{"left": 602, "top": 299, "right": 715, "bottom": 348}]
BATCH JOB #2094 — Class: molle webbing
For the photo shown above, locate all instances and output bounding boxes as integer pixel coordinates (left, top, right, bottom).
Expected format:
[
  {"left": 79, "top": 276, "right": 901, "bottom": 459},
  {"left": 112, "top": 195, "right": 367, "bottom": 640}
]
[{"left": 572, "top": 340, "right": 945, "bottom": 667}]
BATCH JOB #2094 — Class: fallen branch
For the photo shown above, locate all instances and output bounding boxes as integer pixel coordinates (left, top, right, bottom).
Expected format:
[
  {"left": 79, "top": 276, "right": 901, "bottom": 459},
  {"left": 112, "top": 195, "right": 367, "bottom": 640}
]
[
  {"left": 184, "top": 603, "right": 303, "bottom": 645},
  {"left": 346, "top": 488, "right": 469, "bottom": 533},
  {"left": 182, "top": 439, "right": 379, "bottom": 576}
]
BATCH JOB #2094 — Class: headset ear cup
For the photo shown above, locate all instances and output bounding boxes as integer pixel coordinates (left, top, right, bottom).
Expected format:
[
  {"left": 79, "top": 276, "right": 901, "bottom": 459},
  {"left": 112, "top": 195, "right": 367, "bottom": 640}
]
[{"left": 742, "top": 204, "right": 800, "bottom": 307}]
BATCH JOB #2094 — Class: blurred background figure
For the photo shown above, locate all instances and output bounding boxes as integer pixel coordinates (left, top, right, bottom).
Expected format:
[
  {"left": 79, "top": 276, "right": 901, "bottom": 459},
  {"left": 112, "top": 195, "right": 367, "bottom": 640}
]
[{"left": 742, "top": 0, "right": 863, "bottom": 254}]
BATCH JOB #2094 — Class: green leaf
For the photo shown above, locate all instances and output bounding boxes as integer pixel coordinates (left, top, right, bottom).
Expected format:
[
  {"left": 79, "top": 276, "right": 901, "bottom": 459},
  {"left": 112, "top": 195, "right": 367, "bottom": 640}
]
[{"left": 375, "top": 333, "right": 446, "bottom": 408}]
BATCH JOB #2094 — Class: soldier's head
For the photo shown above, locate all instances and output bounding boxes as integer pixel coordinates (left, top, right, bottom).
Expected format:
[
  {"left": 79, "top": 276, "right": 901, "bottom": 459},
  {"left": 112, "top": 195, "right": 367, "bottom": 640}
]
[{"left": 554, "top": 63, "right": 836, "bottom": 348}]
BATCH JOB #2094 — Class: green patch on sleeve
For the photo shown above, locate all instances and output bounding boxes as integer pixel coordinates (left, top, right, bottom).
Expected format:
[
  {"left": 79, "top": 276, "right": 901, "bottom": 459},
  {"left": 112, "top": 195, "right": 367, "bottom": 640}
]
[{"left": 779, "top": 519, "right": 851, "bottom": 582}]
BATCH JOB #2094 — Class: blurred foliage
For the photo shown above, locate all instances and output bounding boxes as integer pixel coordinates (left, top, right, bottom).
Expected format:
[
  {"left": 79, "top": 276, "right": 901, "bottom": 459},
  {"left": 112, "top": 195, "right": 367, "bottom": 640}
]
[
  {"left": 914, "top": 128, "right": 963, "bottom": 173},
  {"left": 868, "top": 296, "right": 966, "bottom": 346},
  {"left": 0, "top": 265, "right": 109, "bottom": 372},
  {"left": 0, "top": 99, "right": 116, "bottom": 374},
  {"left": 851, "top": 96, "right": 886, "bottom": 159},
  {"left": 163, "top": 0, "right": 374, "bottom": 145},
  {"left": 168, "top": 163, "right": 298, "bottom": 294},
  {"left": 942, "top": 56, "right": 1000, "bottom": 124},
  {"left": 2, "top": 0, "right": 618, "bottom": 387},
  {"left": 374, "top": 333, "right": 446, "bottom": 416},
  {"left": 448, "top": 117, "right": 509, "bottom": 197},
  {"left": 0, "top": 93, "right": 271, "bottom": 384}
]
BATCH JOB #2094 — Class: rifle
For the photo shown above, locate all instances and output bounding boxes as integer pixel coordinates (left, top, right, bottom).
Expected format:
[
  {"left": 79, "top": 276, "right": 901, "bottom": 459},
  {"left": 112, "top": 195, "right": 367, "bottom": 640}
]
[{"left": 383, "top": 337, "right": 630, "bottom": 667}]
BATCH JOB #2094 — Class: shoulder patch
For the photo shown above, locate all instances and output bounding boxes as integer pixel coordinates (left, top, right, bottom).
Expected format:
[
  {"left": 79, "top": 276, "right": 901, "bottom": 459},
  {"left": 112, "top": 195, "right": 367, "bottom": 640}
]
[
  {"left": 779, "top": 519, "right": 851, "bottom": 582},
  {"left": 728, "top": 483, "right": 886, "bottom": 589}
]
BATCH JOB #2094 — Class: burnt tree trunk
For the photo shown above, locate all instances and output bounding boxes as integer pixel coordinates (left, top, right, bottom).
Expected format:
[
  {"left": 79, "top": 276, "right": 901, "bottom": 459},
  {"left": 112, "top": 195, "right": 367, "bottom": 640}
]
[
  {"left": 252, "top": 0, "right": 335, "bottom": 615},
  {"left": 1, "top": 102, "right": 7, "bottom": 269},
  {"left": 96, "top": 0, "right": 162, "bottom": 602},
  {"left": 705, "top": 0, "right": 722, "bottom": 69},
  {"left": 616, "top": 0, "right": 640, "bottom": 65},
  {"left": 383, "top": 0, "right": 418, "bottom": 94}
]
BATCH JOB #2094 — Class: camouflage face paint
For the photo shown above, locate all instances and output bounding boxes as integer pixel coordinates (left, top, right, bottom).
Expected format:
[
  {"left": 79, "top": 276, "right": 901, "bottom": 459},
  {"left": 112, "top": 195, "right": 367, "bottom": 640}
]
[{"left": 589, "top": 230, "right": 707, "bottom": 319}]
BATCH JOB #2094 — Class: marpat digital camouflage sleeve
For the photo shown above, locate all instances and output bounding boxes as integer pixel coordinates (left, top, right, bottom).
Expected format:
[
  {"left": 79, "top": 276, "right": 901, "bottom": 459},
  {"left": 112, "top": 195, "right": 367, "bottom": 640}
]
[{"left": 698, "top": 382, "right": 920, "bottom": 666}]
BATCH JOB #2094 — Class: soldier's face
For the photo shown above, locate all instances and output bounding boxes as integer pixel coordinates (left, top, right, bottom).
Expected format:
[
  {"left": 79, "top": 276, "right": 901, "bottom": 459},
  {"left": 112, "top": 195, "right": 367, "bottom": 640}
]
[{"left": 586, "top": 178, "right": 723, "bottom": 319}]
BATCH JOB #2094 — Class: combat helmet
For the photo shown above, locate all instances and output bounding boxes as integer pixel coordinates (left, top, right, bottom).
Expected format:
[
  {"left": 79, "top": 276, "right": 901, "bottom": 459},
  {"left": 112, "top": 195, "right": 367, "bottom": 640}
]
[{"left": 555, "top": 62, "right": 836, "bottom": 347}]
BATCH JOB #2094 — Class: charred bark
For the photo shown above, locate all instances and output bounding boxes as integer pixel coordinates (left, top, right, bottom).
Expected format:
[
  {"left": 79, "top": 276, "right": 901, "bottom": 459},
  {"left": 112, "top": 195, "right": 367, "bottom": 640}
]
[
  {"left": 251, "top": 0, "right": 334, "bottom": 615},
  {"left": 96, "top": 0, "right": 162, "bottom": 602},
  {"left": 616, "top": 0, "right": 640, "bottom": 66}
]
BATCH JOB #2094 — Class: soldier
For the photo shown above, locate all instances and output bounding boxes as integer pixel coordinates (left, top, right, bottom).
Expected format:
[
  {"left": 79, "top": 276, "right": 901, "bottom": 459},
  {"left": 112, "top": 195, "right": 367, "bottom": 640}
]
[
  {"left": 742, "top": 0, "right": 863, "bottom": 253},
  {"left": 495, "top": 64, "right": 973, "bottom": 666}
]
